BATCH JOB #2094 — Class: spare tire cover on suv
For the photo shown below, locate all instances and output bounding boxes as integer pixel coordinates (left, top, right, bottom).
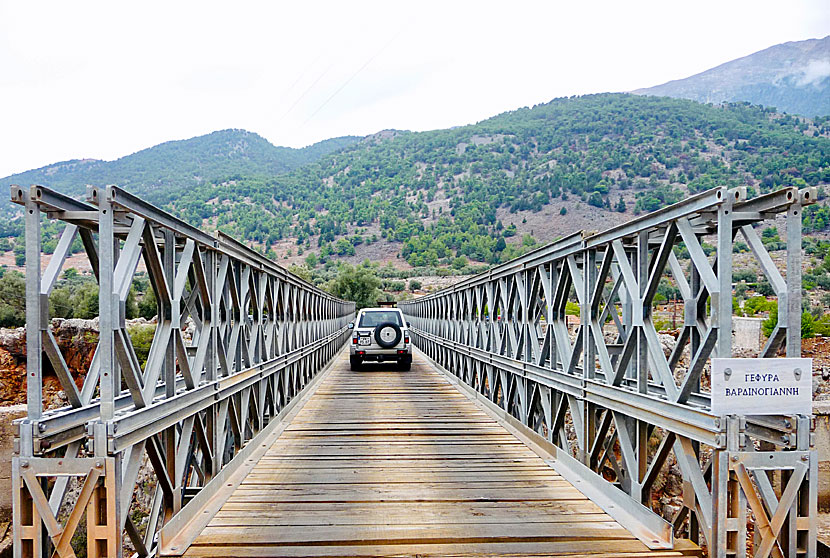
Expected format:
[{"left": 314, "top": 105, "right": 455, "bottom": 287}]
[{"left": 374, "top": 322, "right": 402, "bottom": 348}]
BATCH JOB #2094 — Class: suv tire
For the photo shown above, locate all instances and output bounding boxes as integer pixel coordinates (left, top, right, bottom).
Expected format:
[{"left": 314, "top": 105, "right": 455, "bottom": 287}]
[
  {"left": 349, "top": 356, "right": 361, "bottom": 371},
  {"left": 374, "top": 322, "right": 402, "bottom": 348}
]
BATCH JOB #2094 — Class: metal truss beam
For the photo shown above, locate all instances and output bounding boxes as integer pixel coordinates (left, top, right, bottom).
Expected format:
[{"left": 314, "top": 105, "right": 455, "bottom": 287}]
[
  {"left": 401, "top": 186, "right": 818, "bottom": 558},
  {"left": 10, "top": 184, "right": 354, "bottom": 557}
]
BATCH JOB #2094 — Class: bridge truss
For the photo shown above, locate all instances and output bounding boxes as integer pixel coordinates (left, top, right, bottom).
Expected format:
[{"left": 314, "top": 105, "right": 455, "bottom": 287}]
[
  {"left": 401, "top": 186, "right": 818, "bottom": 558},
  {"left": 10, "top": 185, "right": 354, "bottom": 557}
]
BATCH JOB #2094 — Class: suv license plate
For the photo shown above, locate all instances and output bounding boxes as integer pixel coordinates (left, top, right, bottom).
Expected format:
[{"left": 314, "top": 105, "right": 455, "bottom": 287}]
[{"left": 359, "top": 337, "right": 371, "bottom": 346}]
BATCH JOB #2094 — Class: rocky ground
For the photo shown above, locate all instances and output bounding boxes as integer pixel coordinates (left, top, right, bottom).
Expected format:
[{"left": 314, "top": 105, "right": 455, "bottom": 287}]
[
  {"left": 804, "top": 337, "right": 830, "bottom": 400},
  {"left": 0, "top": 318, "right": 101, "bottom": 409}
]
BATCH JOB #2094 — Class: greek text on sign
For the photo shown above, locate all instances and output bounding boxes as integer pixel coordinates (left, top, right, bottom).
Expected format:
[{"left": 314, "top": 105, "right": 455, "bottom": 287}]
[{"left": 711, "top": 358, "right": 811, "bottom": 416}]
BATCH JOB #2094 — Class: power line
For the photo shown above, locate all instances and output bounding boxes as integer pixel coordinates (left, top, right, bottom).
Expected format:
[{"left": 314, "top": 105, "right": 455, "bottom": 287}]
[
  {"left": 277, "top": 60, "right": 337, "bottom": 124},
  {"left": 302, "top": 28, "right": 405, "bottom": 126}
]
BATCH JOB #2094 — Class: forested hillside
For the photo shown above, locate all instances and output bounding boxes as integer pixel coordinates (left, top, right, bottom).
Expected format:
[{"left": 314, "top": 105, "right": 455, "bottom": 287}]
[
  {"left": 1, "top": 94, "right": 829, "bottom": 277},
  {"left": 0, "top": 129, "right": 359, "bottom": 212},
  {"left": 168, "top": 94, "right": 829, "bottom": 269}
]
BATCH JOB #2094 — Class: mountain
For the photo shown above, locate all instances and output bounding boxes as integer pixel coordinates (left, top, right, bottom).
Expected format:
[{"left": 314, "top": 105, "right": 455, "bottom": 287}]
[
  {"left": 165, "top": 94, "right": 828, "bottom": 271},
  {"left": 633, "top": 36, "right": 830, "bottom": 117},
  {"left": 0, "top": 130, "right": 360, "bottom": 209},
  {"left": 2, "top": 94, "right": 828, "bottom": 277}
]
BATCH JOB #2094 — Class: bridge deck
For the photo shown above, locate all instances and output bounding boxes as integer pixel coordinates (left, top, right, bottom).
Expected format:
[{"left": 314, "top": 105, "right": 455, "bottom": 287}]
[{"left": 182, "top": 350, "right": 701, "bottom": 557}]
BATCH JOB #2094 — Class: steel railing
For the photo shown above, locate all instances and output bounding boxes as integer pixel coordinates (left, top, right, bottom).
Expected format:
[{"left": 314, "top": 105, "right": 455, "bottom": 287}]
[
  {"left": 400, "top": 186, "right": 818, "bottom": 557},
  {"left": 11, "top": 184, "right": 354, "bottom": 557}
]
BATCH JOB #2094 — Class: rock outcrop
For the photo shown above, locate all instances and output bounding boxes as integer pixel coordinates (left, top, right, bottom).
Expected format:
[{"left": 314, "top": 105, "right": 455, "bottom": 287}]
[{"left": 0, "top": 319, "right": 100, "bottom": 409}]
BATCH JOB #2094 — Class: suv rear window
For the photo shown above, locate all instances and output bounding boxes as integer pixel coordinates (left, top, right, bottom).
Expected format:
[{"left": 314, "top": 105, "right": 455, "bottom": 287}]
[{"left": 359, "top": 311, "right": 402, "bottom": 328}]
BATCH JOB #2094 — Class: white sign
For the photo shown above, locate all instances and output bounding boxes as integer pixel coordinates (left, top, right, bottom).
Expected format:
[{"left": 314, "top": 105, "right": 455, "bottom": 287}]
[{"left": 711, "top": 358, "right": 812, "bottom": 416}]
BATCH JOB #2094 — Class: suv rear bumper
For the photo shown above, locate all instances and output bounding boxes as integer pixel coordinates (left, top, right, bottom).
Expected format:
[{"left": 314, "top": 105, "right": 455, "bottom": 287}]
[
  {"left": 350, "top": 342, "right": 412, "bottom": 361},
  {"left": 353, "top": 352, "right": 412, "bottom": 364}
]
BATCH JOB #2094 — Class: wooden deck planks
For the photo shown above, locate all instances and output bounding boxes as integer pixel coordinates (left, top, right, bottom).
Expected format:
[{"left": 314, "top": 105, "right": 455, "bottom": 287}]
[{"left": 184, "top": 350, "right": 700, "bottom": 558}]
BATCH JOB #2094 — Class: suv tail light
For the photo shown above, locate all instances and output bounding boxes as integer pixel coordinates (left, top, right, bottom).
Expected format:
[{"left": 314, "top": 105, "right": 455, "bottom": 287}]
[{"left": 404, "top": 336, "right": 410, "bottom": 344}]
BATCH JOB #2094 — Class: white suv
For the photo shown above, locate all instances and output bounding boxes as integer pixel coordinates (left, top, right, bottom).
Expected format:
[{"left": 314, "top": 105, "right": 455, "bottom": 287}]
[{"left": 348, "top": 307, "right": 412, "bottom": 371}]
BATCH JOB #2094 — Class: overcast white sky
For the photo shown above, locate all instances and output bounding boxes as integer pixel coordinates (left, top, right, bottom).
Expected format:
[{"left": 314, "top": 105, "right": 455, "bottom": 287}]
[{"left": 1, "top": 0, "right": 828, "bottom": 178}]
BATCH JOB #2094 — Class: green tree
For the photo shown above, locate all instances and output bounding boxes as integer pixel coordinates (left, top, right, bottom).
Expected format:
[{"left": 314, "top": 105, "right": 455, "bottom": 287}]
[
  {"left": 75, "top": 282, "right": 99, "bottom": 319},
  {"left": 0, "top": 272, "right": 26, "bottom": 327},
  {"left": 13, "top": 244, "right": 24, "bottom": 267},
  {"left": 127, "top": 323, "right": 157, "bottom": 368},
  {"left": 326, "top": 264, "right": 381, "bottom": 310},
  {"left": 49, "top": 286, "right": 75, "bottom": 319},
  {"left": 138, "top": 288, "right": 157, "bottom": 320},
  {"left": 125, "top": 286, "right": 139, "bottom": 320},
  {"left": 288, "top": 264, "right": 312, "bottom": 282},
  {"left": 801, "top": 311, "right": 815, "bottom": 338}
]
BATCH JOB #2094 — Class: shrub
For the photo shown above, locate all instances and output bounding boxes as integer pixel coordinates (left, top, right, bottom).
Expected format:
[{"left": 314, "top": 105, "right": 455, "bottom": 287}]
[
  {"left": 756, "top": 280, "right": 775, "bottom": 297},
  {"left": 326, "top": 264, "right": 382, "bottom": 310},
  {"left": 744, "top": 296, "right": 775, "bottom": 316},
  {"left": 74, "top": 282, "right": 99, "bottom": 319},
  {"left": 733, "top": 269, "right": 756, "bottom": 283},
  {"left": 387, "top": 281, "right": 405, "bottom": 292},
  {"left": 762, "top": 306, "right": 778, "bottom": 337},
  {"left": 138, "top": 289, "right": 157, "bottom": 320},
  {"left": 0, "top": 271, "right": 25, "bottom": 327},
  {"left": 127, "top": 324, "right": 157, "bottom": 368},
  {"left": 801, "top": 312, "right": 815, "bottom": 339}
]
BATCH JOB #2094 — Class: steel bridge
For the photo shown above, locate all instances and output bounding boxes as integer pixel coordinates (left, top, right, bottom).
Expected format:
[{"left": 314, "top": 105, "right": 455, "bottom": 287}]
[{"left": 9, "top": 184, "right": 819, "bottom": 557}]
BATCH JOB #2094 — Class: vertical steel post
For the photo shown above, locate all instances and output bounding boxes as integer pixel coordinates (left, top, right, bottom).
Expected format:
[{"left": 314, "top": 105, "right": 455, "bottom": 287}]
[
  {"left": 786, "top": 198, "right": 802, "bottom": 357},
  {"left": 582, "top": 249, "right": 596, "bottom": 463},
  {"left": 113, "top": 233, "right": 122, "bottom": 399},
  {"left": 98, "top": 191, "right": 116, "bottom": 424},
  {"left": 24, "top": 191, "right": 43, "bottom": 423},
  {"left": 711, "top": 191, "right": 734, "bottom": 557},
  {"left": 635, "top": 232, "right": 649, "bottom": 504},
  {"left": 18, "top": 187, "right": 43, "bottom": 558},
  {"left": 716, "top": 192, "right": 733, "bottom": 358},
  {"left": 784, "top": 198, "right": 805, "bottom": 558},
  {"left": 163, "top": 229, "right": 180, "bottom": 515},
  {"left": 205, "top": 249, "right": 219, "bottom": 478},
  {"left": 91, "top": 190, "right": 122, "bottom": 556},
  {"left": 787, "top": 193, "right": 807, "bottom": 557}
]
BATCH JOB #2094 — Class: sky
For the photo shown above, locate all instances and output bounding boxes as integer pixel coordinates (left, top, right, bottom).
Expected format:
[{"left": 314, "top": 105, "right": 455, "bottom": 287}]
[{"left": 0, "top": 0, "right": 828, "bottom": 178}]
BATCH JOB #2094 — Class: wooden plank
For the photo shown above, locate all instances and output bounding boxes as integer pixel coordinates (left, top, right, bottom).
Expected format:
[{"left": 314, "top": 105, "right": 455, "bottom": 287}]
[
  {"left": 183, "top": 539, "right": 699, "bottom": 557},
  {"left": 237, "top": 479, "right": 572, "bottom": 488},
  {"left": 176, "top": 350, "right": 700, "bottom": 558},
  {"left": 194, "top": 521, "right": 637, "bottom": 544},
  {"left": 241, "top": 471, "right": 564, "bottom": 483},
  {"left": 215, "top": 500, "right": 606, "bottom": 519},
  {"left": 247, "top": 462, "right": 555, "bottom": 472},
  {"left": 225, "top": 487, "right": 590, "bottom": 502},
  {"left": 209, "top": 513, "right": 612, "bottom": 526}
]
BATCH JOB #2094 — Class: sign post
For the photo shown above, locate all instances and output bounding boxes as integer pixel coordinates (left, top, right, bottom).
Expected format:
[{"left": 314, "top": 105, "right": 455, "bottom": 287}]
[{"left": 711, "top": 358, "right": 812, "bottom": 416}]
